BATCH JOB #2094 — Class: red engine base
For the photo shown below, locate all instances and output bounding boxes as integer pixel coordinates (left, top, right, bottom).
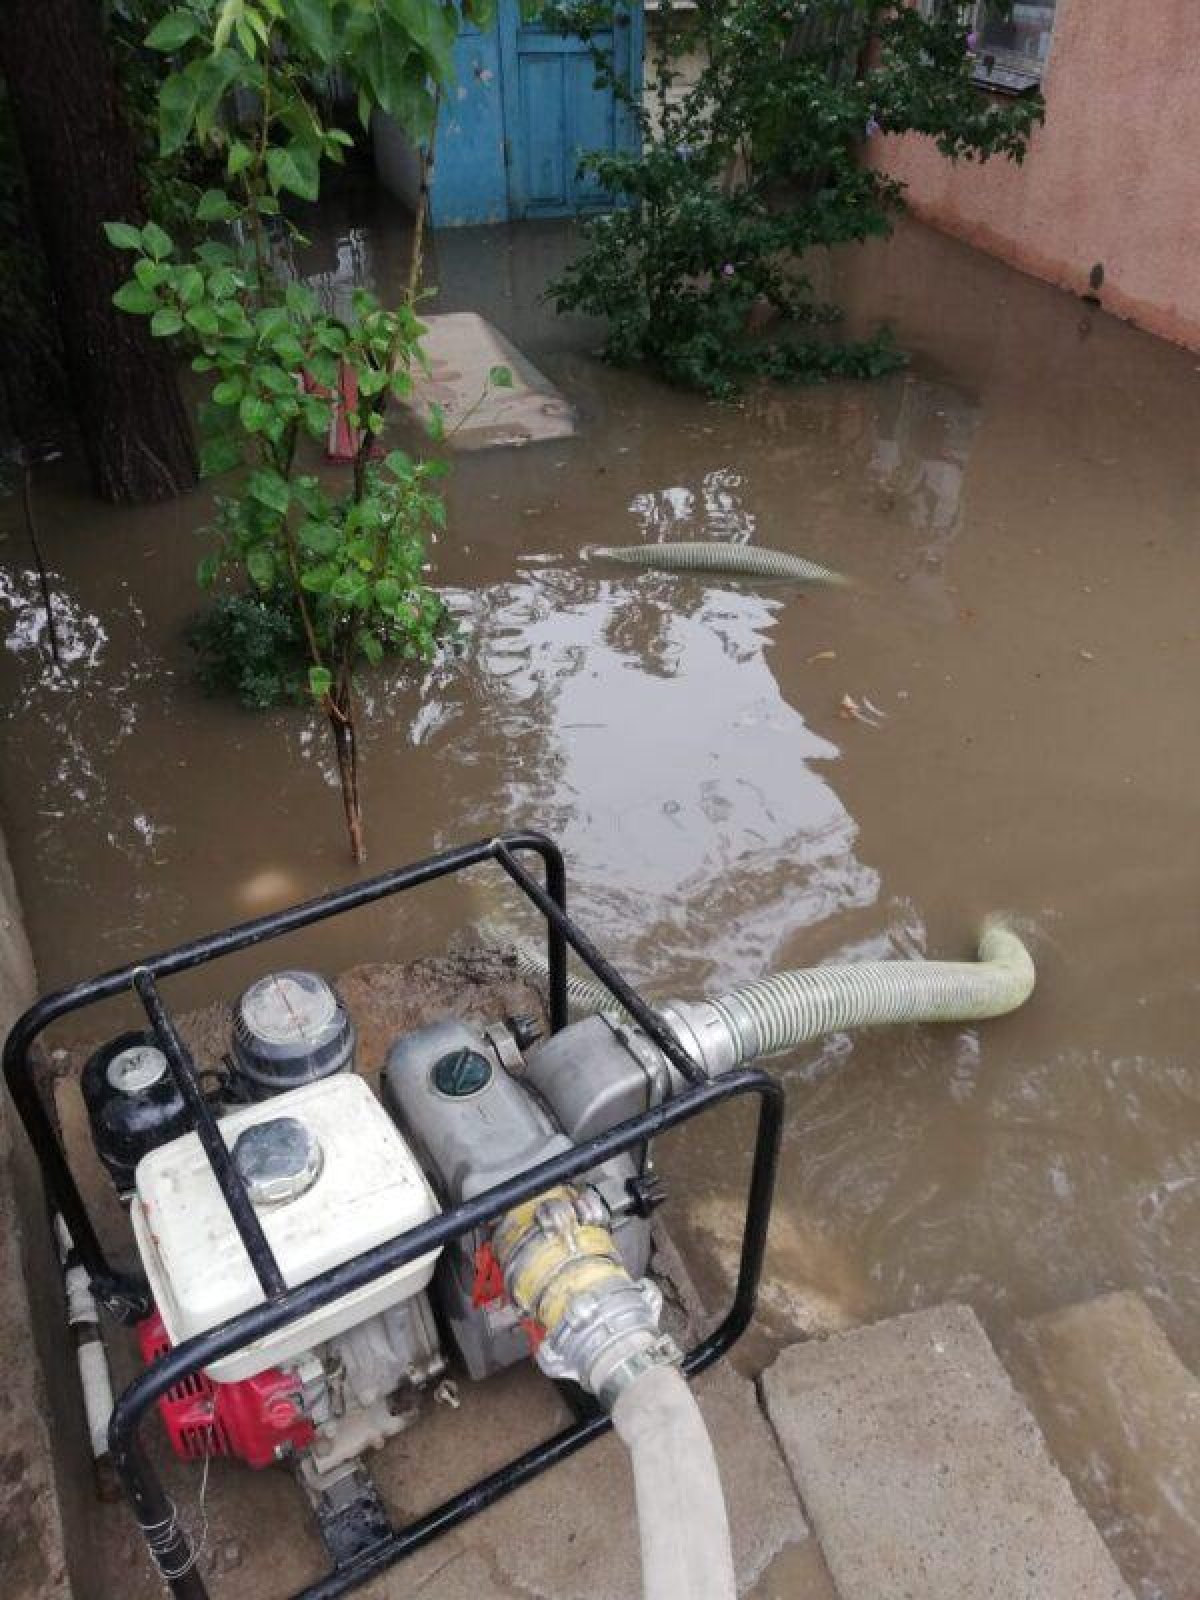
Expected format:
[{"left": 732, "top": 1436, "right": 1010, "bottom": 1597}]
[{"left": 138, "top": 1310, "right": 316, "bottom": 1469}]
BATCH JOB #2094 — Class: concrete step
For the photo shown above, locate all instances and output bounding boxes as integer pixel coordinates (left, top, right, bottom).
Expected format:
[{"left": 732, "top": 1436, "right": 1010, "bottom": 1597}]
[
  {"left": 761, "top": 1303, "right": 1133, "bottom": 1600},
  {"left": 1012, "top": 1292, "right": 1200, "bottom": 1600}
]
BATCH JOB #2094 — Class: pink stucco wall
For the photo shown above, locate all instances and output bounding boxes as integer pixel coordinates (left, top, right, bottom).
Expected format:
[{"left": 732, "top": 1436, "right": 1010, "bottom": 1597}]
[{"left": 872, "top": 0, "right": 1200, "bottom": 350}]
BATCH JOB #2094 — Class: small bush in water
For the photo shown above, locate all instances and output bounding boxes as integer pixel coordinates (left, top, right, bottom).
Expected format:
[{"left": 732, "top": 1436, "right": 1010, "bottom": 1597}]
[
  {"left": 102, "top": 0, "right": 499, "bottom": 859},
  {"left": 547, "top": 0, "right": 1042, "bottom": 397}
]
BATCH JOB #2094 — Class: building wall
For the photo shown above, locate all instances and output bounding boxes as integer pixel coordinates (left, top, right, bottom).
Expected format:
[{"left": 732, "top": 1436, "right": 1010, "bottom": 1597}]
[
  {"left": 871, "top": 0, "right": 1200, "bottom": 350},
  {"left": 0, "top": 829, "right": 81, "bottom": 1600}
]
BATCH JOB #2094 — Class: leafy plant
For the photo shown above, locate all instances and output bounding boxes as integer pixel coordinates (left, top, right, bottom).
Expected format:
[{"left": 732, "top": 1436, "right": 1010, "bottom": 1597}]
[
  {"left": 189, "top": 588, "right": 309, "bottom": 707},
  {"left": 548, "top": 0, "right": 1042, "bottom": 397},
  {"left": 106, "top": 0, "right": 496, "bottom": 860}
]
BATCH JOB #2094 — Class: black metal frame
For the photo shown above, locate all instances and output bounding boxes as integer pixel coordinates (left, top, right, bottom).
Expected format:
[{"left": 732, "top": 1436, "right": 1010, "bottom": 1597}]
[{"left": 3, "top": 830, "right": 782, "bottom": 1600}]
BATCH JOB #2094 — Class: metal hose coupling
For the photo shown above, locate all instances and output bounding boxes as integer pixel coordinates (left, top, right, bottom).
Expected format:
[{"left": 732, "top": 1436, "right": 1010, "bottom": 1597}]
[{"left": 492, "top": 1186, "right": 680, "bottom": 1408}]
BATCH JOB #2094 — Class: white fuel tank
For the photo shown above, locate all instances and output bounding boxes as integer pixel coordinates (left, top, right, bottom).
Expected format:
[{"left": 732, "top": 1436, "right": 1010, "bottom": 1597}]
[{"left": 131, "top": 1074, "right": 440, "bottom": 1382}]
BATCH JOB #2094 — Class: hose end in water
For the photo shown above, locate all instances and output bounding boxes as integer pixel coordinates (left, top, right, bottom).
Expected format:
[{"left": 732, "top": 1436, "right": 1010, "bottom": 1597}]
[{"left": 976, "top": 917, "right": 1037, "bottom": 1009}]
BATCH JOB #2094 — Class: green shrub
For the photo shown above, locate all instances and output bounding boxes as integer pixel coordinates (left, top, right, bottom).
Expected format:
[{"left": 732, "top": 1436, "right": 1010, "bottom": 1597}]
[{"left": 548, "top": 0, "right": 1041, "bottom": 396}]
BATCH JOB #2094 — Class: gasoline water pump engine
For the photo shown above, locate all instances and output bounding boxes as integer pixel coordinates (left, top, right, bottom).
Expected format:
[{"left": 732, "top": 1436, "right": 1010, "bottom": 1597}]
[
  {"left": 5, "top": 833, "right": 1033, "bottom": 1600},
  {"left": 83, "top": 974, "right": 671, "bottom": 1509}
]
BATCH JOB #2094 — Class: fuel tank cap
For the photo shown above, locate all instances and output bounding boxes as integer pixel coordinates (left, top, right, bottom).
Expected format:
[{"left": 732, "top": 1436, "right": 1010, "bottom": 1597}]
[
  {"left": 232, "top": 1116, "right": 323, "bottom": 1206},
  {"left": 107, "top": 1042, "right": 169, "bottom": 1094}
]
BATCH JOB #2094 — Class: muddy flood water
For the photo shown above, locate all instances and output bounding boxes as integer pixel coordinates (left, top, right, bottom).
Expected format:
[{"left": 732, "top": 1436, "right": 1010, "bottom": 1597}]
[{"left": 2, "top": 198, "right": 1198, "bottom": 1591}]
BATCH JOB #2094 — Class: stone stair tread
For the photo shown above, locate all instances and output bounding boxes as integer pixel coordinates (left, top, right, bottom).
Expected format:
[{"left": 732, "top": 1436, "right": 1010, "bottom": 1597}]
[
  {"left": 1013, "top": 1291, "right": 1200, "bottom": 1600},
  {"left": 761, "top": 1303, "right": 1134, "bottom": 1600}
]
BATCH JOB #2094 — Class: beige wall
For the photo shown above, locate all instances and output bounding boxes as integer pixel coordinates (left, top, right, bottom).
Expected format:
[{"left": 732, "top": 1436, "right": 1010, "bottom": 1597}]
[
  {"left": 0, "top": 832, "right": 80, "bottom": 1600},
  {"left": 871, "top": 0, "right": 1200, "bottom": 350}
]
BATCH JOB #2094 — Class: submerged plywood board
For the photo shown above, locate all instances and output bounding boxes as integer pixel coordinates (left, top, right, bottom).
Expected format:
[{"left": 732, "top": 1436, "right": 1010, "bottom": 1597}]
[
  {"left": 762, "top": 1304, "right": 1133, "bottom": 1600},
  {"left": 403, "top": 311, "right": 576, "bottom": 450}
]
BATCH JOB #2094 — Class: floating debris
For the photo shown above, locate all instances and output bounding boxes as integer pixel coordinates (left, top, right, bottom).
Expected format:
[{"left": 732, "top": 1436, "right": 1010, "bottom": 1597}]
[{"left": 838, "top": 694, "right": 888, "bottom": 727}]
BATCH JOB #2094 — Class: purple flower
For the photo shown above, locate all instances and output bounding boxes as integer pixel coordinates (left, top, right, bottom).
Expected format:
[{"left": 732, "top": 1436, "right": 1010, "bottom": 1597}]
[
  {"left": 966, "top": 29, "right": 979, "bottom": 50},
  {"left": 721, "top": 262, "right": 736, "bottom": 278},
  {"left": 864, "top": 115, "right": 882, "bottom": 139}
]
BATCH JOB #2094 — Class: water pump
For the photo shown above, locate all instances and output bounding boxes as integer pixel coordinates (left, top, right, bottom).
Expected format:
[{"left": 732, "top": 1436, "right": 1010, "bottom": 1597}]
[
  {"left": 4, "top": 831, "right": 1033, "bottom": 1600},
  {"left": 94, "top": 995, "right": 668, "bottom": 1514}
]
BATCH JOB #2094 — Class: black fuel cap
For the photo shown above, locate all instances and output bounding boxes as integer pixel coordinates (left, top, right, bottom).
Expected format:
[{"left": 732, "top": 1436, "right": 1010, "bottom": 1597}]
[{"left": 431, "top": 1048, "right": 493, "bottom": 1098}]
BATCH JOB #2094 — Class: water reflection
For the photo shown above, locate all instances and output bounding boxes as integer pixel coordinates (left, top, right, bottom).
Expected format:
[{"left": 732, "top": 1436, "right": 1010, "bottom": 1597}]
[
  {"left": 628, "top": 466, "right": 758, "bottom": 545},
  {"left": 439, "top": 562, "right": 878, "bottom": 995}
]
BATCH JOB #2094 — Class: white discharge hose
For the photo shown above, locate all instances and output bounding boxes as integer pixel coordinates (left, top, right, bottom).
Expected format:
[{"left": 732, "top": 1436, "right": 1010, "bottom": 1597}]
[{"left": 612, "top": 1365, "right": 737, "bottom": 1600}]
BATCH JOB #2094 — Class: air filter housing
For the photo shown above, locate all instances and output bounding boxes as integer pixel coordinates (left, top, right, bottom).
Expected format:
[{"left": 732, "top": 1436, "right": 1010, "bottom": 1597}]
[{"left": 230, "top": 970, "right": 355, "bottom": 1101}]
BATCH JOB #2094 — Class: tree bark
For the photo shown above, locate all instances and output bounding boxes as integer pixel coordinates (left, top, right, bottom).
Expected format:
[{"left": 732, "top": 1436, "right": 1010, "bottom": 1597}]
[{"left": 0, "top": 0, "right": 198, "bottom": 502}]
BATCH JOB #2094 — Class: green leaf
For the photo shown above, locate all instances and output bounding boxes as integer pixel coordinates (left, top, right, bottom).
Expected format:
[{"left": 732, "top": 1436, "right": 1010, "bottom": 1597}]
[
  {"left": 159, "top": 66, "right": 201, "bottom": 155},
  {"left": 374, "top": 576, "right": 401, "bottom": 607},
  {"left": 196, "top": 188, "right": 238, "bottom": 222},
  {"left": 199, "top": 434, "right": 243, "bottom": 476},
  {"left": 159, "top": 51, "right": 240, "bottom": 155},
  {"left": 285, "top": 281, "right": 318, "bottom": 315},
  {"left": 239, "top": 394, "right": 272, "bottom": 432},
  {"left": 290, "top": 0, "right": 335, "bottom": 63},
  {"left": 488, "top": 363, "right": 514, "bottom": 388},
  {"left": 184, "top": 304, "right": 220, "bottom": 336},
  {"left": 298, "top": 519, "right": 339, "bottom": 555},
  {"left": 104, "top": 221, "right": 144, "bottom": 251},
  {"left": 112, "top": 281, "right": 158, "bottom": 315},
  {"left": 212, "top": 377, "right": 243, "bottom": 406},
  {"left": 247, "top": 548, "right": 276, "bottom": 590},
  {"left": 151, "top": 307, "right": 185, "bottom": 337},
  {"left": 213, "top": 0, "right": 240, "bottom": 52},
  {"left": 330, "top": 572, "right": 369, "bottom": 606},
  {"left": 308, "top": 665, "right": 333, "bottom": 699},
  {"left": 300, "top": 563, "right": 336, "bottom": 593},
  {"left": 359, "top": 631, "right": 384, "bottom": 666},
  {"left": 145, "top": 10, "right": 200, "bottom": 50},
  {"left": 196, "top": 239, "right": 236, "bottom": 267},
  {"left": 246, "top": 468, "right": 290, "bottom": 514},
  {"left": 140, "top": 221, "right": 174, "bottom": 261},
  {"left": 266, "top": 143, "right": 321, "bottom": 202},
  {"left": 177, "top": 266, "right": 205, "bottom": 307},
  {"left": 227, "top": 140, "right": 254, "bottom": 178},
  {"left": 196, "top": 552, "right": 221, "bottom": 589},
  {"left": 134, "top": 257, "right": 170, "bottom": 288}
]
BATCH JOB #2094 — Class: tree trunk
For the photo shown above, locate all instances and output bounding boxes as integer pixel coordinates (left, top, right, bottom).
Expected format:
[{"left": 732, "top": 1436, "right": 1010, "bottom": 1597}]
[
  {"left": 0, "top": 0, "right": 198, "bottom": 503},
  {"left": 329, "top": 689, "right": 365, "bottom": 864}
]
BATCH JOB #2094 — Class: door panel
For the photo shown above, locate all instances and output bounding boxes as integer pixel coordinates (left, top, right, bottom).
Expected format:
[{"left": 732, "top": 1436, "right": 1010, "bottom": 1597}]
[
  {"left": 519, "top": 55, "right": 569, "bottom": 210},
  {"left": 500, "top": 0, "right": 642, "bottom": 219},
  {"left": 431, "top": 25, "right": 509, "bottom": 227}
]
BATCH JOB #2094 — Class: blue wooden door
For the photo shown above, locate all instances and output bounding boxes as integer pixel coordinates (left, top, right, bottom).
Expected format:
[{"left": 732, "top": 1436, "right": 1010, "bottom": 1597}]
[
  {"left": 430, "top": 23, "right": 510, "bottom": 226},
  {"left": 498, "top": 1, "right": 642, "bottom": 219}
]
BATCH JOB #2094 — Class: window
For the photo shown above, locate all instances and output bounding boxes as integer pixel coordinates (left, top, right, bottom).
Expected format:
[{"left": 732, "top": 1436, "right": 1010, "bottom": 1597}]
[{"left": 971, "top": 1, "right": 1056, "bottom": 93}]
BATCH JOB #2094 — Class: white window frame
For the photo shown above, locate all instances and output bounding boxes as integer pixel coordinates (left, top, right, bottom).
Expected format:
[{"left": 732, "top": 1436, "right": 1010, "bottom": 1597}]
[
  {"left": 970, "top": 0, "right": 1057, "bottom": 88},
  {"left": 918, "top": 0, "right": 1056, "bottom": 94}
]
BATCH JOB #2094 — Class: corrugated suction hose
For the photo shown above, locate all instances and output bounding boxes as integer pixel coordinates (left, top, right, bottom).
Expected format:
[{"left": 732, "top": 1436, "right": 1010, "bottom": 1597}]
[
  {"left": 509, "top": 920, "right": 1035, "bottom": 1069},
  {"left": 587, "top": 540, "right": 846, "bottom": 586},
  {"left": 710, "top": 919, "right": 1034, "bottom": 1064}
]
